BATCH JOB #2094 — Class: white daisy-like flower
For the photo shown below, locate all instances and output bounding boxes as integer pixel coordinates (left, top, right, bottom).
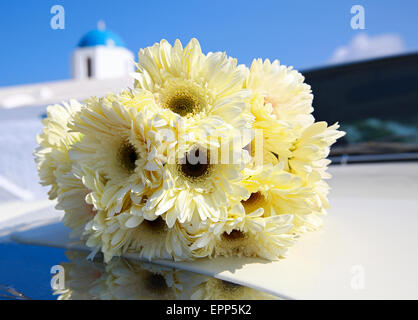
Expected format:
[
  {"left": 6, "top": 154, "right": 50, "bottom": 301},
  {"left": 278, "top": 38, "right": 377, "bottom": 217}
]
[
  {"left": 133, "top": 38, "right": 253, "bottom": 135},
  {"left": 289, "top": 122, "right": 345, "bottom": 180},
  {"left": 245, "top": 58, "right": 314, "bottom": 133},
  {"left": 241, "top": 164, "right": 317, "bottom": 218},
  {"left": 83, "top": 208, "right": 193, "bottom": 263},
  {"left": 55, "top": 170, "right": 97, "bottom": 239},
  {"left": 145, "top": 140, "right": 249, "bottom": 228},
  {"left": 69, "top": 90, "right": 167, "bottom": 217},
  {"left": 190, "top": 202, "right": 296, "bottom": 260},
  {"left": 34, "top": 100, "right": 82, "bottom": 199},
  {"left": 246, "top": 94, "right": 295, "bottom": 166},
  {"left": 287, "top": 122, "right": 346, "bottom": 231}
]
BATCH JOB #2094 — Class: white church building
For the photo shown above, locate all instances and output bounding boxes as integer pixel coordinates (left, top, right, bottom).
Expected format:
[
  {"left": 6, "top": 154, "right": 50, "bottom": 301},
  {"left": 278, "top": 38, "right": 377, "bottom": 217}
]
[{"left": 0, "top": 23, "right": 134, "bottom": 109}]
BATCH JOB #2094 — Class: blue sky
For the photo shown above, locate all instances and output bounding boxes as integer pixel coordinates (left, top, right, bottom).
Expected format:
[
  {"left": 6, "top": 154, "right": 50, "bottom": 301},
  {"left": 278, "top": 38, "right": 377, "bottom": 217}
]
[{"left": 1, "top": 0, "right": 417, "bottom": 87}]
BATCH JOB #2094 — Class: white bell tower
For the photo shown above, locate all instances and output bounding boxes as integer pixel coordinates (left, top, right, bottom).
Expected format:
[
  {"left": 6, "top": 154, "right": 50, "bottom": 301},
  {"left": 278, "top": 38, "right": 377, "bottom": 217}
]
[{"left": 72, "top": 21, "right": 134, "bottom": 80}]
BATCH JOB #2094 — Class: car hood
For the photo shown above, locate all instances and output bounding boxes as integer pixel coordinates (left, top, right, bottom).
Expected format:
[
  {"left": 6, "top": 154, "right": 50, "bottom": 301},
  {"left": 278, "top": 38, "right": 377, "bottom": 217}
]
[{"left": 8, "top": 162, "right": 418, "bottom": 299}]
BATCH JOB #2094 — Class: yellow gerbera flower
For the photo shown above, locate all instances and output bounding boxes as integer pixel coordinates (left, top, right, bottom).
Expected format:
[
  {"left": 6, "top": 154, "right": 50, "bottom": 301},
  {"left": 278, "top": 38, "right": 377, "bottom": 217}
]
[
  {"left": 83, "top": 208, "right": 193, "bottom": 263},
  {"left": 245, "top": 58, "right": 314, "bottom": 133},
  {"left": 246, "top": 94, "right": 295, "bottom": 166},
  {"left": 133, "top": 38, "right": 253, "bottom": 135},
  {"left": 69, "top": 90, "right": 167, "bottom": 217},
  {"left": 145, "top": 140, "right": 249, "bottom": 228},
  {"left": 241, "top": 164, "right": 317, "bottom": 219},
  {"left": 289, "top": 122, "right": 345, "bottom": 180},
  {"left": 190, "top": 202, "right": 296, "bottom": 260},
  {"left": 34, "top": 100, "right": 82, "bottom": 199},
  {"left": 56, "top": 170, "right": 98, "bottom": 239},
  {"left": 287, "top": 122, "right": 346, "bottom": 231}
]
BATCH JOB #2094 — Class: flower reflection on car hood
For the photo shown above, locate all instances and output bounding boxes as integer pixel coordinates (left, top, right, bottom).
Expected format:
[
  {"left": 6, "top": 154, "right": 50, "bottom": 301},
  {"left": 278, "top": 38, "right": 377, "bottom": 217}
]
[{"left": 53, "top": 250, "right": 280, "bottom": 300}]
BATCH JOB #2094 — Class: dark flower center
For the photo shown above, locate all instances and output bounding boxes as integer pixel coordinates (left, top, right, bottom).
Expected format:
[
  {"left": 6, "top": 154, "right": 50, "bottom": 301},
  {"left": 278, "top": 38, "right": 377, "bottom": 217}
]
[
  {"left": 145, "top": 272, "right": 168, "bottom": 293},
  {"left": 221, "top": 230, "right": 246, "bottom": 241},
  {"left": 143, "top": 217, "right": 166, "bottom": 232},
  {"left": 180, "top": 148, "right": 210, "bottom": 179},
  {"left": 241, "top": 192, "right": 263, "bottom": 207},
  {"left": 118, "top": 141, "right": 138, "bottom": 173},
  {"left": 166, "top": 92, "right": 200, "bottom": 117}
]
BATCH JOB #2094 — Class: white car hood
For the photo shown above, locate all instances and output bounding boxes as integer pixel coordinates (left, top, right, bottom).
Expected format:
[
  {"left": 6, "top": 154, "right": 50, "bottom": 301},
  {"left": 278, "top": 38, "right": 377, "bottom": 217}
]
[{"left": 6, "top": 162, "right": 418, "bottom": 299}]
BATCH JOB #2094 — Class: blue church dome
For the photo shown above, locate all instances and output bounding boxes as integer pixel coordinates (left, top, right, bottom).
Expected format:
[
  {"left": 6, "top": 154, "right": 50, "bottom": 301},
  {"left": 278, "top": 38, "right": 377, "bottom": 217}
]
[{"left": 78, "top": 28, "right": 125, "bottom": 48}]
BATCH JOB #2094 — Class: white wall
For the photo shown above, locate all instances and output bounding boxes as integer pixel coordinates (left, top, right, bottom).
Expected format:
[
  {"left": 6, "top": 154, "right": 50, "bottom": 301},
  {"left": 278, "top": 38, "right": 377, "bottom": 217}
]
[{"left": 72, "top": 46, "right": 134, "bottom": 80}]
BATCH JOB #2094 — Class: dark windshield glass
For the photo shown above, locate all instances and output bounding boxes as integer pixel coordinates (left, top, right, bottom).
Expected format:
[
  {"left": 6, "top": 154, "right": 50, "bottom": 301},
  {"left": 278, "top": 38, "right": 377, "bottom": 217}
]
[{"left": 304, "top": 53, "right": 418, "bottom": 156}]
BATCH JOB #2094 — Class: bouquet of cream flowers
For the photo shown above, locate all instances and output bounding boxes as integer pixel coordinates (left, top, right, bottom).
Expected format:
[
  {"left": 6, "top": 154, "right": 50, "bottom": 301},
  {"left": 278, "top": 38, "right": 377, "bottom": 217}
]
[{"left": 35, "top": 39, "right": 345, "bottom": 263}]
